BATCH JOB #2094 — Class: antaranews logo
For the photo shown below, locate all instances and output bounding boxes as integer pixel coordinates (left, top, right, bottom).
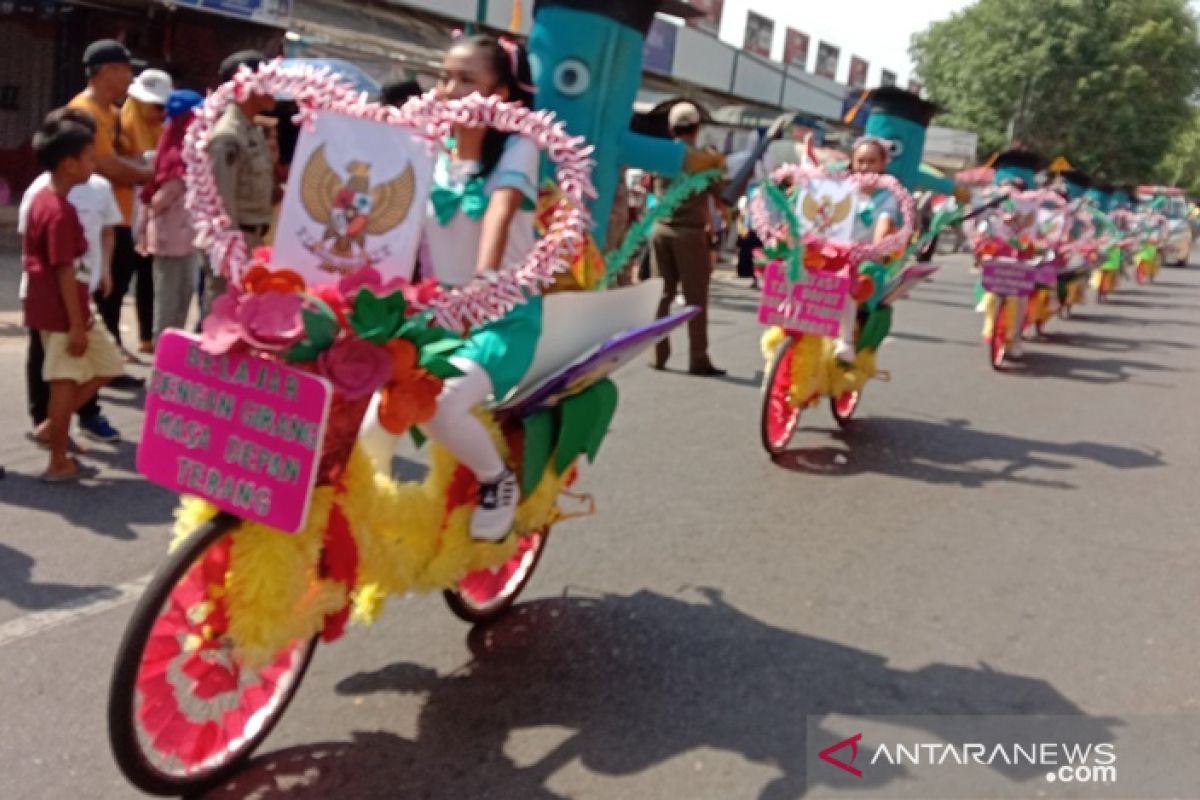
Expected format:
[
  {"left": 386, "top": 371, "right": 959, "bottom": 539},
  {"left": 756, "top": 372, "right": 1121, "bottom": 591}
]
[{"left": 817, "top": 734, "right": 1118, "bottom": 786}]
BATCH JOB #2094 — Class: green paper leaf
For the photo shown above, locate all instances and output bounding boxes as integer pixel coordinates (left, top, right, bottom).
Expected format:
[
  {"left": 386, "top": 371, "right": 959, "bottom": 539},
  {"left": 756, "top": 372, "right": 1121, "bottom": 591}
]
[
  {"left": 583, "top": 379, "right": 619, "bottom": 462},
  {"left": 420, "top": 338, "right": 463, "bottom": 358},
  {"left": 419, "top": 357, "right": 463, "bottom": 379},
  {"left": 283, "top": 341, "right": 324, "bottom": 363},
  {"left": 409, "top": 426, "right": 427, "bottom": 450},
  {"left": 301, "top": 307, "right": 339, "bottom": 350},
  {"left": 555, "top": 384, "right": 608, "bottom": 475},
  {"left": 350, "top": 290, "right": 407, "bottom": 344},
  {"left": 521, "top": 410, "right": 555, "bottom": 496}
]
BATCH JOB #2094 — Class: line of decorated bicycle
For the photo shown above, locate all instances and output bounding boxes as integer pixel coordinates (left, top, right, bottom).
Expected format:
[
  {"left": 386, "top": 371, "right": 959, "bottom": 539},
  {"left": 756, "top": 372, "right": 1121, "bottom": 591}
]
[{"left": 95, "top": 2, "right": 1188, "bottom": 794}]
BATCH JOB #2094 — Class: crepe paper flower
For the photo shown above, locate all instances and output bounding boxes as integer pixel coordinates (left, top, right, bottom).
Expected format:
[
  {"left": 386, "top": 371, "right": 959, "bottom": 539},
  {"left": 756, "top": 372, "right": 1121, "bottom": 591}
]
[
  {"left": 284, "top": 298, "right": 343, "bottom": 363},
  {"left": 312, "top": 285, "right": 351, "bottom": 329},
  {"left": 387, "top": 338, "right": 419, "bottom": 379},
  {"left": 402, "top": 278, "right": 444, "bottom": 310},
  {"left": 318, "top": 337, "right": 392, "bottom": 400},
  {"left": 851, "top": 274, "right": 877, "bottom": 304},
  {"left": 337, "top": 266, "right": 410, "bottom": 300},
  {"left": 250, "top": 245, "right": 274, "bottom": 265},
  {"left": 376, "top": 373, "right": 442, "bottom": 435},
  {"left": 349, "top": 289, "right": 409, "bottom": 344},
  {"left": 200, "top": 292, "right": 245, "bottom": 355},
  {"left": 237, "top": 291, "right": 306, "bottom": 352},
  {"left": 242, "top": 265, "right": 306, "bottom": 295}
]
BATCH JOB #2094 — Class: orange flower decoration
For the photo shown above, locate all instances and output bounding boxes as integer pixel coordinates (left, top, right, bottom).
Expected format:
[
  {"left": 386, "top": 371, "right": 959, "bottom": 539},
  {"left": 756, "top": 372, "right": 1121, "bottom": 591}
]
[
  {"left": 386, "top": 339, "right": 419, "bottom": 380},
  {"left": 377, "top": 372, "right": 442, "bottom": 434},
  {"left": 241, "top": 265, "right": 306, "bottom": 295}
]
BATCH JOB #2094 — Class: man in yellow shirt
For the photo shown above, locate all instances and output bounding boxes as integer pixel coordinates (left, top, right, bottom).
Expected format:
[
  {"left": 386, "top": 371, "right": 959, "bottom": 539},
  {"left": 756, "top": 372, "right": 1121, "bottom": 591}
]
[{"left": 68, "top": 40, "right": 155, "bottom": 360}]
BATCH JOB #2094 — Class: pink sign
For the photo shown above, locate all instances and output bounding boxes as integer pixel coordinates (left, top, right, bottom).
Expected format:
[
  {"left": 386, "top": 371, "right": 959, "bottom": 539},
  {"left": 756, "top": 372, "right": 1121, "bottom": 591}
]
[
  {"left": 137, "top": 331, "right": 333, "bottom": 534},
  {"left": 982, "top": 259, "right": 1040, "bottom": 298},
  {"left": 757, "top": 260, "right": 850, "bottom": 336},
  {"left": 1035, "top": 261, "right": 1059, "bottom": 286}
]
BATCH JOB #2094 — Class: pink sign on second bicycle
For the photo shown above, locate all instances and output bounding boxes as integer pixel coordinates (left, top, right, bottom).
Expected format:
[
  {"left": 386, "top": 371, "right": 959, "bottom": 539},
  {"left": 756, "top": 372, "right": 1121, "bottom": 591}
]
[
  {"left": 982, "top": 258, "right": 1041, "bottom": 298},
  {"left": 757, "top": 259, "right": 850, "bottom": 337},
  {"left": 137, "top": 330, "right": 333, "bottom": 534}
]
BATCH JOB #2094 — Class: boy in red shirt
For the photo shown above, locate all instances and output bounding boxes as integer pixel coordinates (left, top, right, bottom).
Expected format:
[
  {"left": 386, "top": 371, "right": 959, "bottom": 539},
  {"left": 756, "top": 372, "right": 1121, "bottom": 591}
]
[{"left": 24, "top": 111, "right": 123, "bottom": 481}]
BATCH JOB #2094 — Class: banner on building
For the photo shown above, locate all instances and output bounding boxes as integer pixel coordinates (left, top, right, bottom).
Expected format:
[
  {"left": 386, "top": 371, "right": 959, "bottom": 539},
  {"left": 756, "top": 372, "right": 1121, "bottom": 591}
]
[
  {"left": 880, "top": 69, "right": 897, "bottom": 87},
  {"left": 643, "top": 17, "right": 678, "bottom": 74},
  {"left": 686, "top": 0, "right": 724, "bottom": 36},
  {"left": 744, "top": 11, "right": 774, "bottom": 59},
  {"left": 815, "top": 41, "right": 839, "bottom": 79},
  {"left": 848, "top": 56, "right": 868, "bottom": 88},
  {"left": 784, "top": 28, "right": 810, "bottom": 70},
  {"left": 173, "top": 0, "right": 292, "bottom": 26}
]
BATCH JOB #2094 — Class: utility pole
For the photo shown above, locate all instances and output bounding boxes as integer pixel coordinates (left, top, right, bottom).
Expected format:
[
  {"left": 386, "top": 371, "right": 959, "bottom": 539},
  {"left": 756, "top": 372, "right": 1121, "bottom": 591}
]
[{"left": 469, "top": 0, "right": 489, "bottom": 33}]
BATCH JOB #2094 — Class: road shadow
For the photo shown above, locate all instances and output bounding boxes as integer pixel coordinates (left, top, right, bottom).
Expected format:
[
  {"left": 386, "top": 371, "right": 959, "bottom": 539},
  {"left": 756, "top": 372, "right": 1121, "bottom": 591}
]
[
  {"left": 1069, "top": 311, "right": 1200, "bottom": 329},
  {"left": 204, "top": 588, "right": 1116, "bottom": 799},
  {"left": 0, "top": 541, "right": 116, "bottom": 610},
  {"left": 1000, "top": 348, "right": 1179, "bottom": 385},
  {"left": 1034, "top": 330, "right": 1196, "bottom": 354},
  {"left": 772, "top": 416, "right": 1162, "bottom": 489},
  {"left": 0, "top": 466, "right": 177, "bottom": 541}
]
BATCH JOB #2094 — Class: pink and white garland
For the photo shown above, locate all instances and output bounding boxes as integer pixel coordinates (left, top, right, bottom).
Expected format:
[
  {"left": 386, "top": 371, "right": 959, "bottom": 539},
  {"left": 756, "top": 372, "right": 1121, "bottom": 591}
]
[
  {"left": 183, "top": 60, "right": 597, "bottom": 334},
  {"left": 747, "top": 164, "right": 917, "bottom": 266}
]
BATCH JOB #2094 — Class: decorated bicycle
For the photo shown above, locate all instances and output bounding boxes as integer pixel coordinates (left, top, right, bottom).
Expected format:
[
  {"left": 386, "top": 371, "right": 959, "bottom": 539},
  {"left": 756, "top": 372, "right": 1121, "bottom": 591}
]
[
  {"left": 750, "top": 163, "right": 924, "bottom": 454},
  {"left": 104, "top": 11, "right": 712, "bottom": 789},
  {"left": 970, "top": 182, "right": 1076, "bottom": 368}
]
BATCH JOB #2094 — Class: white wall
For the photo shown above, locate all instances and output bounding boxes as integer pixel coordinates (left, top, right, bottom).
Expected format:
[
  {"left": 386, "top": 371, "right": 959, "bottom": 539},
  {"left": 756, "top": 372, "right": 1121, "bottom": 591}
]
[
  {"left": 672, "top": 25, "right": 737, "bottom": 94},
  {"left": 731, "top": 52, "right": 784, "bottom": 106}
]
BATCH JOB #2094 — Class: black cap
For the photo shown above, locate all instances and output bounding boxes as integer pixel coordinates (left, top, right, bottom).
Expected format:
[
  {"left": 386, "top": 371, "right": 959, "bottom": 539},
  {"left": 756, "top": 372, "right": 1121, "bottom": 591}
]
[
  {"left": 381, "top": 79, "right": 422, "bottom": 107},
  {"left": 866, "top": 86, "right": 941, "bottom": 126},
  {"left": 534, "top": 0, "right": 701, "bottom": 35},
  {"left": 1060, "top": 168, "right": 1091, "bottom": 189},
  {"left": 219, "top": 50, "right": 266, "bottom": 83},
  {"left": 995, "top": 149, "right": 1047, "bottom": 173},
  {"left": 83, "top": 39, "right": 131, "bottom": 70}
]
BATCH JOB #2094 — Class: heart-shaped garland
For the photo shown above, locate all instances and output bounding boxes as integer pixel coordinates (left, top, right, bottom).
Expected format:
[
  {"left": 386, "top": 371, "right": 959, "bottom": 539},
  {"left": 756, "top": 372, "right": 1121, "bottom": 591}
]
[
  {"left": 747, "top": 165, "right": 917, "bottom": 267},
  {"left": 183, "top": 60, "right": 597, "bottom": 334}
]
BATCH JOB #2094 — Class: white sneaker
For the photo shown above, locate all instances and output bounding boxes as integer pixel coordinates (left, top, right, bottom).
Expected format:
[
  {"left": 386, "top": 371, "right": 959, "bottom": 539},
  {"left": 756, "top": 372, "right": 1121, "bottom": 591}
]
[
  {"left": 833, "top": 339, "right": 856, "bottom": 365},
  {"left": 1008, "top": 337, "right": 1025, "bottom": 358},
  {"left": 471, "top": 468, "right": 518, "bottom": 541}
]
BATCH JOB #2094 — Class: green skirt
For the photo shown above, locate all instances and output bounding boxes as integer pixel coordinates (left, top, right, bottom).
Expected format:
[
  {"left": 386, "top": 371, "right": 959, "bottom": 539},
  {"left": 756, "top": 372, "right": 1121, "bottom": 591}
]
[{"left": 457, "top": 294, "right": 544, "bottom": 400}]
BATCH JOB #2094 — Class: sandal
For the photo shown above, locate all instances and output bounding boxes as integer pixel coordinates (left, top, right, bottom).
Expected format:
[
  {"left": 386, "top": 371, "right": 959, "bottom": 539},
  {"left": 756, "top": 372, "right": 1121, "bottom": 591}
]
[{"left": 39, "top": 458, "right": 98, "bottom": 483}]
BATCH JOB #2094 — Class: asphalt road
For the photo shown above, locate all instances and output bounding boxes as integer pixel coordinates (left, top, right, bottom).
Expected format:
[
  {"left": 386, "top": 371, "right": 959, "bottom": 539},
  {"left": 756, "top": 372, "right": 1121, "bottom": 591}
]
[{"left": 0, "top": 253, "right": 1197, "bottom": 799}]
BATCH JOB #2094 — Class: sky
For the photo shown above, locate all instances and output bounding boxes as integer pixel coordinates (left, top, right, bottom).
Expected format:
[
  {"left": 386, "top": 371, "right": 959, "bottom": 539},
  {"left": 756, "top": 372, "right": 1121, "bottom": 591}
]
[{"left": 714, "top": 0, "right": 974, "bottom": 86}]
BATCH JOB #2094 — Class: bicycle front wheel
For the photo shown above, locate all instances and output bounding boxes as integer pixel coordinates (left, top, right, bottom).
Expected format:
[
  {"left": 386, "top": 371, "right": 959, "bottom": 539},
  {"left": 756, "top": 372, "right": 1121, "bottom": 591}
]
[
  {"left": 761, "top": 336, "right": 801, "bottom": 455},
  {"left": 107, "top": 513, "right": 317, "bottom": 796}
]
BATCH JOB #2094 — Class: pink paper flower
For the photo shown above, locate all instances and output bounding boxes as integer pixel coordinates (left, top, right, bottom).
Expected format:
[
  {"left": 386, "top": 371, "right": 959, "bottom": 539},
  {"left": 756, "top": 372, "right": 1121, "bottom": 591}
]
[
  {"left": 200, "top": 293, "right": 245, "bottom": 355},
  {"left": 318, "top": 337, "right": 392, "bottom": 400},
  {"left": 402, "top": 278, "right": 444, "bottom": 309},
  {"left": 237, "top": 292, "right": 305, "bottom": 352}
]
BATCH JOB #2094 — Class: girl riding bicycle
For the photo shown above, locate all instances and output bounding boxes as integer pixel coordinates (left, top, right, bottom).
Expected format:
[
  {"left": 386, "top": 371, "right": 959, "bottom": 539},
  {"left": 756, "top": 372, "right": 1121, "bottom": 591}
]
[{"left": 369, "top": 34, "right": 541, "bottom": 541}]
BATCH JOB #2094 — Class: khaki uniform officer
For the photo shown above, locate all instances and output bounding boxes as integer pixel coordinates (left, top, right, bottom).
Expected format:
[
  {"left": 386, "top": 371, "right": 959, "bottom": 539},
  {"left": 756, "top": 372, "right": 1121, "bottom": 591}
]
[
  {"left": 202, "top": 50, "right": 276, "bottom": 313},
  {"left": 651, "top": 102, "right": 727, "bottom": 377}
]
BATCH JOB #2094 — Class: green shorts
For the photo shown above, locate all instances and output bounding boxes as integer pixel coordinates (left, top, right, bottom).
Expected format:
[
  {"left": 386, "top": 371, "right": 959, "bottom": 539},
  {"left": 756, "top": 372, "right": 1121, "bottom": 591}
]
[{"left": 457, "top": 294, "right": 544, "bottom": 401}]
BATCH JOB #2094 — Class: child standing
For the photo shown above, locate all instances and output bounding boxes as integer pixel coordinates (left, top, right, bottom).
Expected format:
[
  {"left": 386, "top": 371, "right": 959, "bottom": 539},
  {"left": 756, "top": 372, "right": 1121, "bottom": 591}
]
[
  {"left": 24, "top": 111, "right": 124, "bottom": 481},
  {"left": 19, "top": 107, "right": 123, "bottom": 444}
]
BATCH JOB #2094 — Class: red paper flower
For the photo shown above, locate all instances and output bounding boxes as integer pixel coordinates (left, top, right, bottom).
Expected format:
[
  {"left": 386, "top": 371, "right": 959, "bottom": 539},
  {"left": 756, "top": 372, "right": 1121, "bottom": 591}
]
[
  {"left": 237, "top": 292, "right": 306, "bottom": 352},
  {"left": 200, "top": 293, "right": 244, "bottom": 355},
  {"left": 318, "top": 337, "right": 392, "bottom": 400}
]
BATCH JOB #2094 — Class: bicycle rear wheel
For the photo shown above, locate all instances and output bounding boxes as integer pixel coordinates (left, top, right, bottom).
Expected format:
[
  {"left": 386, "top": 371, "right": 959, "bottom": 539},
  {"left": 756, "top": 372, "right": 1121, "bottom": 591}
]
[{"left": 108, "top": 513, "right": 317, "bottom": 796}]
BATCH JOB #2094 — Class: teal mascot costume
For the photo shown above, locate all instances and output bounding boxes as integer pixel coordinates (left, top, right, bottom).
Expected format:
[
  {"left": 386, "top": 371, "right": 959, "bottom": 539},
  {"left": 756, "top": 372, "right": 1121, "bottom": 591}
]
[
  {"left": 863, "top": 87, "right": 957, "bottom": 195},
  {"left": 529, "top": 0, "right": 698, "bottom": 243}
]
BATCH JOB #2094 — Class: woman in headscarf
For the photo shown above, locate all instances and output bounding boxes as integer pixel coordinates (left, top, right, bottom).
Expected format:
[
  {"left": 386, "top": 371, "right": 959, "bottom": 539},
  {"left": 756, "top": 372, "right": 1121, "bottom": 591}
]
[{"left": 137, "top": 89, "right": 203, "bottom": 343}]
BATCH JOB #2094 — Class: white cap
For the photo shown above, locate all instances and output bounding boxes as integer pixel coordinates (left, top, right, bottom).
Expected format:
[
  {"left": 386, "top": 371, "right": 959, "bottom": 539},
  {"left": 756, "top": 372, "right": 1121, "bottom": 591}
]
[
  {"left": 668, "top": 102, "right": 702, "bottom": 130},
  {"left": 128, "top": 69, "right": 174, "bottom": 105}
]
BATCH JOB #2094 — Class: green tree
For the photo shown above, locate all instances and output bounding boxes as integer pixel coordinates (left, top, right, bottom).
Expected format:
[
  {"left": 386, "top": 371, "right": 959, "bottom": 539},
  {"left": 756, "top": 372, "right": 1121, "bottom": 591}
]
[
  {"left": 1156, "top": 110, "right": 1200, "bottom": 193},
  {"left": 911, "top": 0, "right": 1200, "bottom": 182}
]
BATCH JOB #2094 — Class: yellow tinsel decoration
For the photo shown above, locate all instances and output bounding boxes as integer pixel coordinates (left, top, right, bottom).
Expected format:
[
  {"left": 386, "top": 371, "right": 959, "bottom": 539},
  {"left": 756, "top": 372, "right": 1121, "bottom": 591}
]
[{"left": 169, "top": 411, "right": 572, "bottom": 664}]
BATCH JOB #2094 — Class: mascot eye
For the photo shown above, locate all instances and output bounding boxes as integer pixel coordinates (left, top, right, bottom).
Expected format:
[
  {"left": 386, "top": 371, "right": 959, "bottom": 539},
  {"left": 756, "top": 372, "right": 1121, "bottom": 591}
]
[
  {"left": 553, "top": 59, "right": 591, "bottom": 96},
  {"left": 887, "top": 139, "right": 905, "bottom": 159}
]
